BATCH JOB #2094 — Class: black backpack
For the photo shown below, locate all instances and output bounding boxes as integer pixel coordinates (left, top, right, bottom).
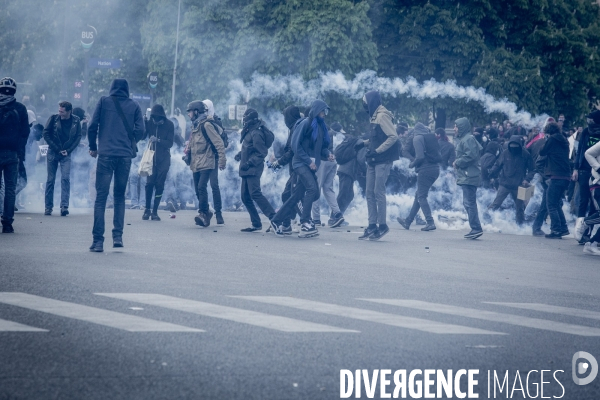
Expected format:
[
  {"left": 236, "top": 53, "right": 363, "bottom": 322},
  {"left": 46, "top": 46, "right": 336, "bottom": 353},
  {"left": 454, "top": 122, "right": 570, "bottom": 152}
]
[
  {"left": 211, "top": 115, "right": 229, "bottom": 148},
  {"left": 0, "top": 105, "right": 19, "bottom": 132},
  {"left": 260, "top": 125, "right": 275, "bottom": 149}
]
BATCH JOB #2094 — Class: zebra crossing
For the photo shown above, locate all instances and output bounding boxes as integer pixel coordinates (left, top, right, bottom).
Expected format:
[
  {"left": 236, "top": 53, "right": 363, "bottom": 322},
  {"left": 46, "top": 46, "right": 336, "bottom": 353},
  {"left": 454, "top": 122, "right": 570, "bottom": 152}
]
[{"left": 0, "top": 292, "right": 598, "bottom": 336}]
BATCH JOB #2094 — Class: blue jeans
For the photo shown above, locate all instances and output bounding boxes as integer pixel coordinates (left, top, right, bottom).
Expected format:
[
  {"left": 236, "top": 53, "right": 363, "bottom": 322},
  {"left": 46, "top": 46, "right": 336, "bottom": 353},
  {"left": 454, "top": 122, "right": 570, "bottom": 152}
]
[
  {"left": 272, "top": 165, "right": 318, "bottom": 225},
  {"left": 45, "top": 150, "right": 71, "bottom": 210},
  {"left": 92, "top": 156, "right": 132, "bottom": 242},
  {"left": 0, "top": 150, "right": 19, "bottom": 223},
  {"left": 547, "top": 179, "right": 569, "bottom": 233},
  {"left": 532, "top": 179, "right": 548, "bottom": 231},
  {"left": 128, "top": 167, "right": 146, "bottom": 206},
  {"left": 461, "top": 184, "right": 482, "bottom": 231}
]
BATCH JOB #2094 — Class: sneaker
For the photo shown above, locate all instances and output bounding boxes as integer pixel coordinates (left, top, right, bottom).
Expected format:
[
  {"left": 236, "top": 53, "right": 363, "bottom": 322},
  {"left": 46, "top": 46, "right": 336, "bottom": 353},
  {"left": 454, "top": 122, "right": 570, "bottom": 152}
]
[
  {"left": 532, "top": 229, "right": 546, "bottom": 237},
  {"left": 579, "top": 227, "right": 592, "bottom": 245},
  {"left": 421, "top": 223, "right": 436, "bottom": 231},
  {"left": 312, "top": 220, "right": 322, "bottom": 227},
  {"left": 281, "top": 225, "right": 293, "bottom": 235},
  {"left": 329, "top": 212, "right": 345, "bottom": 228},
  {"left": 44, "top": 209, "right": 52, "bottom": 216},
  {"left": 415, "top": 215, "right": 427, "bottom": 226},
  {"left": 167, "top": 201, "right": 177, "bottom": 213},
  {"left": 142, "top": 209, "right": 151, "bottom": 220},
  {"left": 583, "top": 242, "right": 600, "bottom": 256},
  {"left": 113, "top": 237, "right": 123, "bottom": 248},
  {"left": 584, "top": 212, "right": 600, "bottom": 226},
  {"left": 298, "top": 222, "right": 319, "bottom": 238},
  {"left": 358, "top": 226, "right": 377, "bottom": 240},
  {"left": 204, "top": 211, "right": 213, "bottom": 227},
  {"left": 60, "top": 207, "right": 69, "bottom": 217},
  {"left": 545, "top": 231, "right": 563, "bottom": 239},
  {"left": 241, "top": 225, "right": 262, "bottom": 232},
  {"left": 195, "top": 212, "right": 206, "bottom": 227},
  {"left": 89, "top": 241, "right": 104, "bottom": 252},
  {"left": 151, "top": 213, "right": 161, "bottom": 221},
  {"left": 397, "top": 217, "right": 411, "bottom": 230},
  {"left": 2, "top": 222, "right": 14, "bottom": 233},
  {"left": 558, "top": 229, "right": 570, "bottom": 237},
  {"left": 464, "top": 229, "right": 483, "bottom": 239},
  {"left": 216, "top": 212, "right": 224, "bottom": 225},
  {"left": 370, "top": 225, "right": 390, "bottom": 241},
  {"left": 269, "top": 220, "right": 285, "bottom": 237}
]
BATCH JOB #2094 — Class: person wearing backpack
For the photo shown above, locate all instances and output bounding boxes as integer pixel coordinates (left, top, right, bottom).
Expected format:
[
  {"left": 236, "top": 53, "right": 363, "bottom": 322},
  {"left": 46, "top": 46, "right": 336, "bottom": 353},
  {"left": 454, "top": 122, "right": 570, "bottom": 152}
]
[
  {"left": 334, "top": 124, "right": 360, "bottom": 214},
  {"left": 234, "top": 108, "right": 276, "bottom": 231},
  {"left": 87, "top": 78, "right": 145, "bottom": 252},
  {"left": 202, "top": 99, "right": 226, "bottom": 224},
  {"left": 0, "top": 77, "right": 29, "bottom": 233},
  {"left": 186, "top": 100, "right": 226, "bottom": 228}
]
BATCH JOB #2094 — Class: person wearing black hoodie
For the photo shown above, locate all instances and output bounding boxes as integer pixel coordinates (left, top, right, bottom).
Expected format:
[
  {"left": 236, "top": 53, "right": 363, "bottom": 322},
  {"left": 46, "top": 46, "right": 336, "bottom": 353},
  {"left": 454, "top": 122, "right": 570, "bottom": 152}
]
[
  {"left": 539, "top": 122, "right": 571, "bottom": 238},
  {"left": 87, "top": 79, "right": 145, "bottom": 252},
  {"left": 573, "top": 110, "right": 600, "bottom": 219},
  {"left": 355, "top": 91, "right": 399, "bottom": 241},
  {"left": 142, "top": 104, "right": 174, "bottom": 221},
  {"left": 436, "top": 128, "right": 455, "bottom": 170},
  {"left": 0, "top": 77, "right": 29, "bottom": 233},
  {"left": 487, "top": 135, "right": 535, "bottom": 225},
  {"left": 334, "top": 123, "right": 363, "bottom": 214},
  {"left": 234, "top": 108, "right": 276, "bottom": 231},
  {"left": 397, "top": 123, "right": 441, "bottom": 231}
]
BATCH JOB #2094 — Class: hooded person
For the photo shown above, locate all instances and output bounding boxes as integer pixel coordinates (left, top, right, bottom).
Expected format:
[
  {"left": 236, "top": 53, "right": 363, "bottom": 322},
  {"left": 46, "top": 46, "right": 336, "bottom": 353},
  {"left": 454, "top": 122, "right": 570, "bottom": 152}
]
[
  {"left": 397, "top": 122, "right": 441, "bottom": 231},
  {"left": 354, "top": 90, "right": 399, "bottom": 241},
  {"left": 334, "top": 122, "right": 362, "bottom": 214},
  {"left": 234, "top": 108, "right": 277, "bottom": 231},
  {"left": 479, "top": 130, "right": 502, "bottom": 190},
  {"left": 581, "top": 140, "right": 600, "bottom": 255},
  {"left": 573, "top": 110, "right": 600, "bottom": 223},
  {"left": 270, "top": 99, "right": 333, "bottom": 238},
  {"left": 141, "top": 104, "right": 174, "bottom": 221},
  {"left": 87, "top": 78, "right": 145, "bottom": 251},
  {"left": 453, "top": 117, "right": 484, "bottom": 239},
  {"left": 487, "top": 135, "right": 535, "bottom": 225},
  {"left": 436, "top": 128, "right": 456, "bottom": 170},
  {"left": 185, "top": 100, "right": 226, "bottom": 228}
]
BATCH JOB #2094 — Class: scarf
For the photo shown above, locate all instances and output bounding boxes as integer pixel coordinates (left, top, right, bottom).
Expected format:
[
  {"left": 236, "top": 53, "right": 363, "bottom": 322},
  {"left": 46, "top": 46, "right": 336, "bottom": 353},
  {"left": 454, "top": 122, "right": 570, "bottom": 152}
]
[
  {"left": 526, "top": 132, "right": 544, "bottom": 149},
  {"left": 311, "top": 116, "right": 330, "bottom": 149},
  {"left": 0, "top": 94, "right": 15, "bottom": 108}
]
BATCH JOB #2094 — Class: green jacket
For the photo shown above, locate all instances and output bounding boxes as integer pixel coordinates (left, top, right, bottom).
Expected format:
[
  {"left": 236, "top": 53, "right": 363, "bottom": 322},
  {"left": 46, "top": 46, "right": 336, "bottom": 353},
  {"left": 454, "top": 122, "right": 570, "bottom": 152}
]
[{"left": 454, "top": 117, "right": 482, "bottom": 186}]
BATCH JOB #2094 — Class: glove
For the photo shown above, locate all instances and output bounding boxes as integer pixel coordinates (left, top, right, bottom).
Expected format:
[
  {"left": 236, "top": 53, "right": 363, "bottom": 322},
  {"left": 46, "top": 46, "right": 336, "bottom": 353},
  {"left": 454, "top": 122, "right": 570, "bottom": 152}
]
[
  {"left": 234, "top": 152, "right": 241, "bottom": 162},
  {"left": 353, "top": 140, "right": 365, "bottom": 152},
  {"left": 240, "top": 162, "right": 251, "bottom": 171}
]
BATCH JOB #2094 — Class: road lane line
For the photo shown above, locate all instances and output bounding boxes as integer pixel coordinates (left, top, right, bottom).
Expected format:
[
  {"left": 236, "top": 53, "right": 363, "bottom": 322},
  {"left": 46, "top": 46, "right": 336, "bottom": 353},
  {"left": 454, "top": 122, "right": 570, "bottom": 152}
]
[
  {"left": 485, "top": 302, "right": 600, "bottom": 321},
  {"left": 233, "top": 296, "right": 503, "bottom": 335},
  {"left": 362, "top": 299, "right": 600, "bottom": 337},
  {"left": 0, "top": 318, "right": 47, "bottom": 332},
  {"left": 96, "top": 293, "right": 357, "bottom": 333},
  {"left": 0, "top": 293, "right": 203, "bottom": 332}
]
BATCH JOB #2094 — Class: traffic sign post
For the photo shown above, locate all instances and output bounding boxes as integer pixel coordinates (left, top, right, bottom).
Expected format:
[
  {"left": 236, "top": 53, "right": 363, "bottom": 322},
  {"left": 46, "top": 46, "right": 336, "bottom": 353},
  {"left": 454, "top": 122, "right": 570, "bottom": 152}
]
[{"left": 80, "top": 25, "right": 97, "bottom": 111}]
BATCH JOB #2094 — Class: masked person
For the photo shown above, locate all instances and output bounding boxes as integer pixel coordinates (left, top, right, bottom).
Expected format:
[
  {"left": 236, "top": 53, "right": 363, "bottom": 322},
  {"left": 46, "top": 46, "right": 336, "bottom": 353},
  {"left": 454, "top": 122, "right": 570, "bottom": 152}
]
[
  {"left": 397, "top": 122, "right": 441, "bottom": 231},
  {"left": 142, "top": 104, "right": 174, "bottom": 221},
  {"left": 453, "top": 117, "right": 484, "bottom": 239},
  {"left": 270, "top": 100, "right": 333, "bottom": 238},
  {"left": 185, "top": 100, "right": 226, "bottom": 228},
  {"left": 201, "top": 99, "right": 225, "bottom": 225},
  {"left": 355, "top": 91, "right": 399, "bottom": 241},
  {"left": 573, "top": 110, "right": 600, "bottom": 227},
  {"left": 487, "top": 135, "right": 535, "bottom": 225}
]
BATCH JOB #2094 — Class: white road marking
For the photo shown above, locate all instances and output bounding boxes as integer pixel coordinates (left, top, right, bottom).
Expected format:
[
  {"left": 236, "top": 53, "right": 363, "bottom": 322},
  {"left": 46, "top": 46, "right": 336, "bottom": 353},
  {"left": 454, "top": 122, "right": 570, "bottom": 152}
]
[
  {"left": 363, "top": 299, "right": 600, "bottom": 337},
  {"left": 486, "top": 302, "right": 600, "bottom": 321},
  {"left": 96, "top": 293, "right": 357, "bottom": 333},
  {"left": 233, "top": 296, "right": 503, "bottom": 335},
  {"left": 0, "top": 293, "right": 203, "bottom": 332},
  {"left": 0, "top": 318, "right": 47, "bottom": 332}
]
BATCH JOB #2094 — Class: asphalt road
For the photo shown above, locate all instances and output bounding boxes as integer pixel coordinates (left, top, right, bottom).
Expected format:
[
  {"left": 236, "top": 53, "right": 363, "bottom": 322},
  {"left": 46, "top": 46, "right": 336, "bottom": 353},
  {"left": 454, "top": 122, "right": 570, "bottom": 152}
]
[{"left": 1, "top": 209, "right": 599, "bottom": 400}]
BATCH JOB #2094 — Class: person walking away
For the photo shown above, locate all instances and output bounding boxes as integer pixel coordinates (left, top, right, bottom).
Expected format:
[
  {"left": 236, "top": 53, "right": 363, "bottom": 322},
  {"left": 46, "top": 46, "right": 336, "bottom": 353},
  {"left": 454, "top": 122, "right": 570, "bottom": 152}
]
[
  {"left": 234, "top": 108, "right": 276, "bottom": 231},
  {"left": 436, "top": 128, "right": 455, "bottom": 170},
  {"left": 0, "top": 77, "right": 29, "bottom": 233},
  {"left": 539, "top": 122, "right": 571, "bottom": 239},
  {"left": 142, "top": 104, "right": 174, "bottom": 221},
  {"left": 185, "top": 100, "right": 226, "bottom": 228},
  {"left": 453, "top": 117, "right": 483, "bottom": 239},
  {"left": 42, "top": 101, "right": 81, "bottom": 216},
  {"left": 397, "top": 122, "right": 441, "bottom": 231},
  {"left": 355, "top": 91, "right": 399, "bottom": 241},
  {"left": 87, "top": 79, "right": 145, "bottom": 252},
  {"left": 573, "top": 110, "right": 600, "bottom": 229},
  {"left": 202, "top": 99, "right": 225, "bottom": 224},
  {"left": 334, "top": 124, "right": 361, "bottom": 214}
]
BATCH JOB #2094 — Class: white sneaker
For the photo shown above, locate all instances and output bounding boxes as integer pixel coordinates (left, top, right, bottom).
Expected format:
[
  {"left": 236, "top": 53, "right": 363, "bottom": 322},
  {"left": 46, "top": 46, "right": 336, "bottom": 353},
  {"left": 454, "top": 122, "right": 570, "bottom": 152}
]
[{"left": 583, "top": 242, "right": 600, "bottom": 256}]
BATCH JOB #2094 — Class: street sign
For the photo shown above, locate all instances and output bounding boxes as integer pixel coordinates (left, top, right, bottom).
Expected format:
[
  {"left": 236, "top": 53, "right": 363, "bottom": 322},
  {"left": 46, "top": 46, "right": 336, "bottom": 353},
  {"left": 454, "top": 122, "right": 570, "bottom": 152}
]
[
  {"left": 236, "top": 105, "right": 247, "bottom": 121},
  {"left": 147, "top": 72, "right": 158, "bottom": 90},
  {"left": 131, "top": 94, "right": 151, "bottom": 102},
  {"left": 89, "top": 58, "right": 121, "bottom": 69},
  {"left": 228, "top": 105, "right": 236, "bottom": 120},
  {"left": 81, "top": 25, "right": 97, "bottom": 51}
]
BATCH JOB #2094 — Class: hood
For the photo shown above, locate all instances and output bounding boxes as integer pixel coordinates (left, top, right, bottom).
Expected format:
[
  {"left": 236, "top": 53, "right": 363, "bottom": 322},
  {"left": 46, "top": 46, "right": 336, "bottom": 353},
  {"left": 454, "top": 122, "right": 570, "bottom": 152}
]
[
  {"left": 283, "top": 105, "right": 302, "bottom": 130},
  {"left": 150, "top": 104, "right": 166, "bottom": 118},
  {"left": 364, "top": 90, "right": 382, "bottom": 118},
  {"left": 202, "top": 99, "right": 215, "bottom": 117},
  {"left": 507, "top": 135, "right": 523, "bottom": 149},
  {"left": 308, "top": 99, "right": 329, "bottom": 120},
  {"left": 413, "top": 122, "right": 430, "bottom": 136},
  {"left": 455, "top": 117, "right": 471, "bottom": 138},
  {"left": 109, "top": 79, "right": 130, "bottom": 98}
]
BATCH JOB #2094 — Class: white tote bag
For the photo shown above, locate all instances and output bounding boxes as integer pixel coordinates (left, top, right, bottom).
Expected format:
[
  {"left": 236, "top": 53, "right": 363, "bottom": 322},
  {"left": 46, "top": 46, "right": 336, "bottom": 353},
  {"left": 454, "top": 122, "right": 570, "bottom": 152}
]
[{"left": 138, "top": 141, "right": 154, "bottom": 177}]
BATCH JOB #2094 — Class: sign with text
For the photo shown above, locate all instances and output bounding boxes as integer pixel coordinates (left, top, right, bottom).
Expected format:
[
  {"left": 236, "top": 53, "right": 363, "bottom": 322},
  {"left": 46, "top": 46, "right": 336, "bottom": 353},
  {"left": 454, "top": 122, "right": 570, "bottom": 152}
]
[
  {"left": 89, "top": 58, "right": 121, "bottom": 69},
  {"left": 131, "top": 94, "right": 151, "bottom": 102},
  {"left": 236, "top": 105, "right": 247, "bottom": 121},
  {"left": 228, "top": 105, "right": 236, "bottom": 120}
]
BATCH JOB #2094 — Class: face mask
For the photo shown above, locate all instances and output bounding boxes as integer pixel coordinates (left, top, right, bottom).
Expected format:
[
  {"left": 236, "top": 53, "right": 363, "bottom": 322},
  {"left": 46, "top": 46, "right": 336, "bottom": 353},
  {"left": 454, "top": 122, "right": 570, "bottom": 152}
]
[{"left": 509, "top": 145, "right": 520, "bottom": 154}]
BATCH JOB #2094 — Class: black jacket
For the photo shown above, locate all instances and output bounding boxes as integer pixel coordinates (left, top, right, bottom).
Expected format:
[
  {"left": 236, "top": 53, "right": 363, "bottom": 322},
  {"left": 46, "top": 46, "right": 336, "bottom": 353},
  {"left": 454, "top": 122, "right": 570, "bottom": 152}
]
[
  {"left": 438, "top": 139, "right": 456, "bottom": 170},
  {"left": 143, "top": 105, "right": 174, "bottom": 162},
  {"left": 489, "top": 135, "right": 534, "bottom": 189},
  {"left": 409, "top": 123, "right": 441, "bottom": 172},
  {"left": 43, "top": 114, "right": 82, "bottom": 155},
  {"left": 0, "top": 100, "right": 29, "bottom": 154},
  {"left": 277, "top": 105, "right": 302, "bottom": 175},
  {"left": 574, "top": 124, "right": 600, "bottom": 172},
  {"left": 335, "top": 133, "right": 360, "bottom": 180},
  {"left": 539, "top": 133, "right": 571, "bottom": 178},
  {"left": 238, "top": 120, "right": 274, "bottom": 177}
]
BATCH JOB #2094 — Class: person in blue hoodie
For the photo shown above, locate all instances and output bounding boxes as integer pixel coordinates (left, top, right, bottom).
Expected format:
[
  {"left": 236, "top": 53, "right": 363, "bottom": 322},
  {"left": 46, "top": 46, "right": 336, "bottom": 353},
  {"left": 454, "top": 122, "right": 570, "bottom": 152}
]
[
  {"left": 87, "top": 79, "right": 145, "bottom": 252},
  {"left": 270, "top": 99, "right": 334, "bottom": 238}
]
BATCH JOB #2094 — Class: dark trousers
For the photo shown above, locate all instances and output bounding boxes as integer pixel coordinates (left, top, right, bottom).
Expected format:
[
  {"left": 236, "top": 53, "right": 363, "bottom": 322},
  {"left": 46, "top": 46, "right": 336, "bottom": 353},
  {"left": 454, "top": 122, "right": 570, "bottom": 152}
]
[
  {"left": 0, "top": 150, "right": 18, "bottom": 223},
  {"left": 241, "top": 172, "right": 276, "bottom": 228},
  {"left": 92, "top": 156, "right": 132, "bottom": 242},
  {"left": 577, "top": 170, "right": 596, "bottom": 217},
  {"left": 145, "top": 157, "right": 170, "bottom": 213},
  {"left": 532, "top": 180, "right": 548, "bottom": 231},
  {"left": 45, "top": 150, "right": 71, "bottom": 210},
  {"left": 210, "top": 161, "right": 222, "bottom": 213},
  {"left": 272, "top": 165, "right": 318, "bottom": 225},
  {"left": 407, "top": 166, "right": 439, "bottom": 224},
  {"left": 590, "top": 187, "right": 600, "bottom": 243},
  {"left": 337, "top": 173, "right": 355, "bottom": 214},
  {"left": 547, "top": 179, "right": 569, "bottom": 233},
  {"left": 280, "top": 173, "right": 300, "bottom": 227},
  {"left": 461, "top": 184, "right": 482, "bottom": 231},
  {"left": 489, "top": 185, "right": 525, "bottom": 225},
  {"left": 15, "top": 159, "right": 27, "bottom": 196},
  {"left": 193, "top": 170, "right": 212, "bottom": 214}
]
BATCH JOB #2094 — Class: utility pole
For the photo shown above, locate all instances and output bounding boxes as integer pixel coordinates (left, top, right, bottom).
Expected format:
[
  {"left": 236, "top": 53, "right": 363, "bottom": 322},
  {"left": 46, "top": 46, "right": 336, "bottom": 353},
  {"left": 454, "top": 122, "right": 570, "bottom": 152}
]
[
  {"left": 59, "top": 2, "right": 69, "bottom": 100},
  {"left": 170, "top": 0, "right": 181, "bottom": 117}
]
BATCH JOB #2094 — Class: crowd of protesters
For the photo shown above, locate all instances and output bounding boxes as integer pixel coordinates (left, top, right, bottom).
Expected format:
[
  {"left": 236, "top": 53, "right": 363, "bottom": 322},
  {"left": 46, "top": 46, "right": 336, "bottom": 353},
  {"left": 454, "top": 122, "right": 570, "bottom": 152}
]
[{"left": 1, "top": 77, "right": 599, "bottom": 256}]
